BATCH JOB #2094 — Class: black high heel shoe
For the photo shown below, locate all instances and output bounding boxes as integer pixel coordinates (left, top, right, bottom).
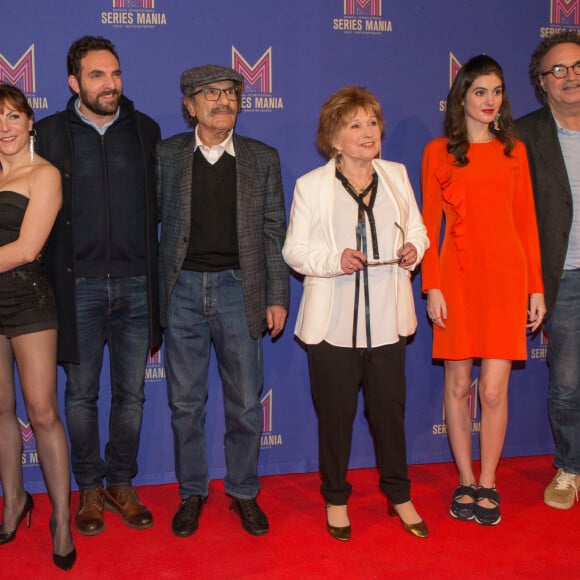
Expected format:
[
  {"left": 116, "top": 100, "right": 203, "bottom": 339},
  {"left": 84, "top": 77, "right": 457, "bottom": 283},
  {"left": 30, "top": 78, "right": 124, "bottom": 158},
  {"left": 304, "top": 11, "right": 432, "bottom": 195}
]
[
  {"left": 388, "top": 500, "right": 429, "bottom": 538},
  {"left": 325, "top": 504, "right": 351, "bottom": 542},
  {"left": 0, "top": 491, "right": 34, "bottom": 545},
  {"left": 49, "top": 515, "right": 77, "bottom": 571}
]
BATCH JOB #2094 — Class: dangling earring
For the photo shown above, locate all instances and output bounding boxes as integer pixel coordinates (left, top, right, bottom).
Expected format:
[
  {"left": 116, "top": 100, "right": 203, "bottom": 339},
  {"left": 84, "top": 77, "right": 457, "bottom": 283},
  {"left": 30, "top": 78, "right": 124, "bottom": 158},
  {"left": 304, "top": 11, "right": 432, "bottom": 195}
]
[
  {"left": 335, "top": 149, "right": 342, "bottom": 171},
  {"left": 29, "top": 129, "right": 37, "bottom": 163},
  {"left": 493, "top": 113, "right": 501, "bottom": 131}
]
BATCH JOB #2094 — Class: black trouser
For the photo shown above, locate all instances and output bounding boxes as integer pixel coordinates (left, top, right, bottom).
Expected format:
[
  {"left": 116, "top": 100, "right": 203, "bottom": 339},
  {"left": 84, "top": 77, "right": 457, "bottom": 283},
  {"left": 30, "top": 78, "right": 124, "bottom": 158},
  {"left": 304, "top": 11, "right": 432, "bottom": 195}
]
[{"left": 307, "top": 339, "right": 411, "bottom": 505}]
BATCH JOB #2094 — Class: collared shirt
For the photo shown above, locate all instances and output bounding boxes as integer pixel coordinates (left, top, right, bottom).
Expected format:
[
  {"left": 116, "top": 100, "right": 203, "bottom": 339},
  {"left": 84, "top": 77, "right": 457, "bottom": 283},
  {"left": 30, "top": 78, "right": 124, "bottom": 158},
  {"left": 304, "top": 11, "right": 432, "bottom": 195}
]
[
  {"left": 74, "top": 98, "right": 120, "bottom": 135},
  {"left": 194, "top": 127, "right": 235, "bottom": 164},
  {"left": 555, "top": 115, "right": 580, "bottom": 269}
]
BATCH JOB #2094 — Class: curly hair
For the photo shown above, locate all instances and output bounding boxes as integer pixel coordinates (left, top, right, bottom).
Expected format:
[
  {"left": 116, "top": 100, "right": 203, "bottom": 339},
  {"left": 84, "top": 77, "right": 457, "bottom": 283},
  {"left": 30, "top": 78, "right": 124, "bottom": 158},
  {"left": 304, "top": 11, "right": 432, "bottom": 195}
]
[
  {"left": 529, "top": 30, "right": 580, "bottom": 103},
  {"left": 317, "top": 86, "right": 384, "bottom": 159},
  {"left": 445, "top": 54, "right": 516, "bottom": 167},
  {"left": 67, "top": 35, "right": 119, "bottom": 78},
  {"left": 0, "top": 83, "right": 33, "bottom": 120}
]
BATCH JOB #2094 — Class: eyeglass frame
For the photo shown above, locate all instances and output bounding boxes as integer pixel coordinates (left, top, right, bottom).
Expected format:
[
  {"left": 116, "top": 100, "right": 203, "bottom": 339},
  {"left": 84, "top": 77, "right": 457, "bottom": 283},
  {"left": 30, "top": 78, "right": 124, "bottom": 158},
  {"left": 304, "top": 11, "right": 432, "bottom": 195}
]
[
  {"left": 191, "top": 85, "right": 240, "bottom": 101},
  {"left": 540, "top": 61, "right": 580, "bottom": 79},
  {"left": 366, "top": 222, "right": 406, "bottom": 267}
]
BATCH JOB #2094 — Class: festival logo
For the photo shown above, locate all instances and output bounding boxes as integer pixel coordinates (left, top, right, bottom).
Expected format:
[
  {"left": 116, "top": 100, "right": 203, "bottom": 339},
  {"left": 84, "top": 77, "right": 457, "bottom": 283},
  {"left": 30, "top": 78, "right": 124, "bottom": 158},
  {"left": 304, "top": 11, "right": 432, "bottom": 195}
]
[
  {"left": 20, "top": 418, "right": 40, "bottom": 468},
  {"left": 260, "top": 389, "right": 283, "bottom": 449},
  {"left": 438, "top": 52, "right": 461, "bottom": 113},
  {"left": 432, "top": 377, "right": 480, "bottom": 436},
  {"left": 232, "top": 46, "right": 284, "bottom": 113},
  {"left": 449, "top": 52, "right": 462, "bottom": 88},
  {"left": 540, "top": 0, "right": 580, "bottom": 37},
  {"left": 101, "top": 0, "right": 167, "bottom": 29},
  {"left": 530, "top": 328, "right": 549, "bottom": 361},
  {"left": 145, "top": 348, "right": 166, "bottom": 382},
  {"left": 0, "top": 44, "right": 48, "bottom": 111},
  {"left": 332, "top": 0, "right": 392, "bottom": 36}
]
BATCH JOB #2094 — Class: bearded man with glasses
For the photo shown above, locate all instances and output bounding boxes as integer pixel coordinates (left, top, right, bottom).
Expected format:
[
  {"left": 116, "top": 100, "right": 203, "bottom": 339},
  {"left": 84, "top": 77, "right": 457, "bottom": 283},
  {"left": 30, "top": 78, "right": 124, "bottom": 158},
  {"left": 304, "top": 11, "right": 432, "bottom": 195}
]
[
  {"left": 516, "top": 30, "right": 580, "bottom": 511},
  {"left": 157, "top": 65, "right": 289, "bottom": 537}
]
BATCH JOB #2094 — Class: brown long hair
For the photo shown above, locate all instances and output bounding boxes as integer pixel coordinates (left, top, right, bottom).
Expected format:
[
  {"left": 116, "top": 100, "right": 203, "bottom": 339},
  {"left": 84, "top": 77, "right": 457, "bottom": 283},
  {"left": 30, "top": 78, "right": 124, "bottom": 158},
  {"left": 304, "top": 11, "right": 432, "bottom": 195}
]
[{"left": 445, "top": 55, "right": 516, "bottom": 166}]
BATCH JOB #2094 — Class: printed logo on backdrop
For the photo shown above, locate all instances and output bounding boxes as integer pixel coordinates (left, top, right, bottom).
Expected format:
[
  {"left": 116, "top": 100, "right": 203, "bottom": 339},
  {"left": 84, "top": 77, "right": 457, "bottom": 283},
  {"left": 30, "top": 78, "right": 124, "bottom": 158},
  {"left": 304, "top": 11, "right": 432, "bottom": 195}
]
[
  {"left": 530, "top": 328, "right": 549, "bottom": 361},
  {"left": 145, "top": 348, "right": 165, "bottom": 382},
  {"left": 432, "top": 377, "right": 480, "bottom": 436},
  {"left": 0, "top": 44, "right": 48, "bottom": 111},
  {"left": 332, "top": 0, "right": 392, "bottom": 35},
  {"left": 20, "top": 418, "right": 40, "bottom": 468},
  {"left": 540, "top": 0, "right": 580, "bottom": 37},
  {"left": 232, "top": 47, "right": 284, "bottom": 113},
  {"left": 260, "top": 389, "right": 283, "bottom": 449},
  {"left": 438, "top": 52, "right": 461, "bottom": 112},
  {"left": 101, "top": 0, "right": 167, "bottom": 29}
]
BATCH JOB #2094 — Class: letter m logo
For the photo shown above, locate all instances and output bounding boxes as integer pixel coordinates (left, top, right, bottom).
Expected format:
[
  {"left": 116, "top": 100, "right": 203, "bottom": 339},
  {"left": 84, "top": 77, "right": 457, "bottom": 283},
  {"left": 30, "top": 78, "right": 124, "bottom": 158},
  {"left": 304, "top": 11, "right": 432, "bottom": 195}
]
[
  {"left": 19, "top": 418, "right": 36, "bottom": 451},
  {"left": 0, "top": 45, "right": 35, "bottom": 93},
  {"left": 344, "top": 0, "right": 381, "bottom": 17},
  {"left": 232, "top": 47, "right": 272, "bottom": 94},
  {"left": 449, "top": 52, "right": 462, "bottom": 89},
  {"left": 113, "top": 0, "right": 154, "bottom": 7},
  {"left": 261, "top": 389, "right": 273, "bottom": 433},
  {"left": 551, "top": 0, "right": 580, "bottom": 25}
]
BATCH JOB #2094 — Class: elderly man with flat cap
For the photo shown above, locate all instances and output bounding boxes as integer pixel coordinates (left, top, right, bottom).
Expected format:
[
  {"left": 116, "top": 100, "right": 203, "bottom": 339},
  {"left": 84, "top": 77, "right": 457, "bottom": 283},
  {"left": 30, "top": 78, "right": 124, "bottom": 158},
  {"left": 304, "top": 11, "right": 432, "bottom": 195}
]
[{"left": 157, "top": 64, "right": 289, "bottom": 537}]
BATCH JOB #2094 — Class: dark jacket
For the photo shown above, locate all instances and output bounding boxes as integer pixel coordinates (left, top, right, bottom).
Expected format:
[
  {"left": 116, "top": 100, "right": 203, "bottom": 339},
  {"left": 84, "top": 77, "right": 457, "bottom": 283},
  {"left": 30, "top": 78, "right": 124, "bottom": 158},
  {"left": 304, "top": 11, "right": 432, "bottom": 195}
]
[
  {"left": 157, "top": 132, "right": 290, "bottom": 338},
  {"left": 516, "top": 106, "right": 573, "bottom": 319},
  {"left": 35, "top": 95, "right": 161, "bottom": 363}
]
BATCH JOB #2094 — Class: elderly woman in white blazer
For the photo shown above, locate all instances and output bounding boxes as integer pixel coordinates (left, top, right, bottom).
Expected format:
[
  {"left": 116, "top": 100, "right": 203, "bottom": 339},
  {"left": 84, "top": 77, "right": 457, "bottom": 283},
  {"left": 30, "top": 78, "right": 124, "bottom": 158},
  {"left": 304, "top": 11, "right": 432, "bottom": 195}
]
[{"left": 283, "top": 87, "right": 429, "bottom": 541}]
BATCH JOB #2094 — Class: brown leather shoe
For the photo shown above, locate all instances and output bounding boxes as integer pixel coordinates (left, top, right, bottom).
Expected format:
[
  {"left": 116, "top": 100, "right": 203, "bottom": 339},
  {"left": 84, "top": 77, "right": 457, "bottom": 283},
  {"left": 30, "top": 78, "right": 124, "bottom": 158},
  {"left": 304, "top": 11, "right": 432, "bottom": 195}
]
[
  {"left": 104, "top": 485, "right": 153, "bottom": 530},
  {"left": 75, "top": 488, "right": 105, "bottom": 536}
]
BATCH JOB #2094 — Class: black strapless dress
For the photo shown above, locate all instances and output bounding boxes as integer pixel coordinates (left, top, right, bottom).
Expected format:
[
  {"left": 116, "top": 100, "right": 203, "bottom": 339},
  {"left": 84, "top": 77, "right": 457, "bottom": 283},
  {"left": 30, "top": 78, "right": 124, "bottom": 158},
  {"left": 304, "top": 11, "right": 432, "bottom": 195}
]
[{"left": 0, "top": 191, "right": 57, "bottom": 337}]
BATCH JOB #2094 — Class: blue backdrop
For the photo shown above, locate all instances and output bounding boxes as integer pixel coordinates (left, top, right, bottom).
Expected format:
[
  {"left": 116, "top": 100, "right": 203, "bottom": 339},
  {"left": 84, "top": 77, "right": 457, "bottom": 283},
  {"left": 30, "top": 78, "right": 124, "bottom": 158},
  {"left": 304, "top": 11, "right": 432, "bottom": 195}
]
[{"left": 3, "top": 0, "right": 575, "bottom": 493}]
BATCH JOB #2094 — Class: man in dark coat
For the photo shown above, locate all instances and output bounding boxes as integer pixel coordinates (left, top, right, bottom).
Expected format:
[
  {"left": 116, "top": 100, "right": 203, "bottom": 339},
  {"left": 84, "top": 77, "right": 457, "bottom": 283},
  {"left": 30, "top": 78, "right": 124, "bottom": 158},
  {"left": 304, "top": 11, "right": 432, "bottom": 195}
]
[
  {"left": 516, "top": 30, "right": 580, "bottom": 510},
  {"left": 35, "top": 35, "right": 161, "bottom": 535}
]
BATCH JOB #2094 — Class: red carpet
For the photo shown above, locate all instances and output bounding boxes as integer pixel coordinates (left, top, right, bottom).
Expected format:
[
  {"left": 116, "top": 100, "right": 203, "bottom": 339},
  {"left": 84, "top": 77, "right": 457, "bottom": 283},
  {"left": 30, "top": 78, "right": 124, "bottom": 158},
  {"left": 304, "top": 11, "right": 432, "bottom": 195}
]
[{"left": 1, "top": 455, "right": 576, "bottom": 579}]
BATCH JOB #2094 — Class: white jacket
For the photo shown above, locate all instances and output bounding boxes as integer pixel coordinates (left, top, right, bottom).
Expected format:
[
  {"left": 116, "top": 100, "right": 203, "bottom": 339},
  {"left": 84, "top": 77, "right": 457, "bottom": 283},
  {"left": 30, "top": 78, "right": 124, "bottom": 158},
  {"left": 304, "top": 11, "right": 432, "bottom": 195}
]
[{"left": 283, "top": 158, "right": 429, "bottom": 345}]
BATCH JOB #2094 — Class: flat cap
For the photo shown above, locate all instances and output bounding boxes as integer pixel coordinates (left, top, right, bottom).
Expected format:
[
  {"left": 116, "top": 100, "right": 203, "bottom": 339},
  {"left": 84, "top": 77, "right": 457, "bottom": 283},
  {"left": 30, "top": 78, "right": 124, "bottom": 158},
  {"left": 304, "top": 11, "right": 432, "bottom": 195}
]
[{"left": 180, "top": 64, "right": 244, "bottom": 95}]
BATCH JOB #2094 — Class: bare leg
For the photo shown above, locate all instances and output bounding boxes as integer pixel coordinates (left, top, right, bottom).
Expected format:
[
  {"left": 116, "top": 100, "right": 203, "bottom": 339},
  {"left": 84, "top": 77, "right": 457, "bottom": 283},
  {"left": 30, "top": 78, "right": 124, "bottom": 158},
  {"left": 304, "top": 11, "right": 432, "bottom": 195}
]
[
  {"left": 444, "top": 359, "right": 476, "bottom": 490},
  {"left": 478, "top": 358, "right": 511, "bottom": 507},
  {"left": 0, "top": 335, "right": 28, "bottom": 533},
  {"left": 13, "top": 330, "right": 73, "bottom": 556}
]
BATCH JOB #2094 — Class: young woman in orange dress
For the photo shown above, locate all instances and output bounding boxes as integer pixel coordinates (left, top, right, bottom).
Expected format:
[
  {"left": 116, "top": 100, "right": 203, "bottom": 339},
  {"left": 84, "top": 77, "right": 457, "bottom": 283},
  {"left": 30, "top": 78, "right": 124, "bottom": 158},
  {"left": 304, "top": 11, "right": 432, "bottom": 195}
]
[{"left": 421, "top": 55, "right": 546, "bottom": 526}]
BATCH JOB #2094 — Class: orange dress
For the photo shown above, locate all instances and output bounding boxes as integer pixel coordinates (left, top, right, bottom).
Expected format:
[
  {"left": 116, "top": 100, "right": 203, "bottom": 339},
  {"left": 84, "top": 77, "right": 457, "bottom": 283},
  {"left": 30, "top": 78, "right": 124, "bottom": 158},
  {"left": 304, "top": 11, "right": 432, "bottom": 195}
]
[{"left": 421, "top": 137, "right": 543, "bottom": 360}]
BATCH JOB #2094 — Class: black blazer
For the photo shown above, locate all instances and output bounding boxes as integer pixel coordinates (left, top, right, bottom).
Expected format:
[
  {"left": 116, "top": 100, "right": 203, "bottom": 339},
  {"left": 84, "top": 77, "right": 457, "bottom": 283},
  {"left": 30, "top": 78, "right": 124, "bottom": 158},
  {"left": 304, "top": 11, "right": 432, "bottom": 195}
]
[{"left": 516, "top": 106, "right": 573, "bottom": 319}]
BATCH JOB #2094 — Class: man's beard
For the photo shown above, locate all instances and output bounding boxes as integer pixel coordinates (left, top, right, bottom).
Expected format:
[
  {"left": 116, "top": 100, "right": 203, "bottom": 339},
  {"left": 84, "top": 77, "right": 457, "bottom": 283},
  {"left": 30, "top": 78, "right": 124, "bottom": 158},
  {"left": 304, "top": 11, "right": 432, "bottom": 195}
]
[{"left": 79, "top": 86, "right": 122, "bottom": 117}]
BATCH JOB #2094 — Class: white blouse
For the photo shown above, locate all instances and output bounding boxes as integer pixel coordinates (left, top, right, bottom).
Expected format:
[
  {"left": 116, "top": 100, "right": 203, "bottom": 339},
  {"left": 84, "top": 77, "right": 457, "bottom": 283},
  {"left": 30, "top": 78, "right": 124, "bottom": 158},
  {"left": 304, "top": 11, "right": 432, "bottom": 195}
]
[{"left": 326, "top": 177, "right": 401, "bottom": 348}]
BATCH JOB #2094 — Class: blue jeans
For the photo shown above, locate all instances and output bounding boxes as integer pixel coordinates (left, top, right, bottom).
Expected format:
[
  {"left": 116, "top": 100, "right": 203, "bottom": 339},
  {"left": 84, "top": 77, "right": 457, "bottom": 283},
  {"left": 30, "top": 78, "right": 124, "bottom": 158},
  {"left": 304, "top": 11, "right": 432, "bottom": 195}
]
[
  {"left": 165, "top": 269, "right": 263, "bottom": 499},
  {"left": 545, "top": 269, "right": 580, "bottom": 474},
  {"left": 63, "top": 276, "right": 149, "bottom": 489}
]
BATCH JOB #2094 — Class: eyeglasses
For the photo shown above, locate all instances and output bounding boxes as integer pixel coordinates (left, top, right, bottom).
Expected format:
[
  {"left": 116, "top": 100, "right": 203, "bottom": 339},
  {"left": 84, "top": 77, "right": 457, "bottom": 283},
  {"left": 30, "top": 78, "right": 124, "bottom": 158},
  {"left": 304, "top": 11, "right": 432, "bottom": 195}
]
[
  {"left": 366, "top": 222, "right": 405, "bottom": 267},
  {"left": 192, "top": 86, "right": 239, "bottom": 101},
  {"left": 541, "top": 61, "right": 580, "bottom": 79}
]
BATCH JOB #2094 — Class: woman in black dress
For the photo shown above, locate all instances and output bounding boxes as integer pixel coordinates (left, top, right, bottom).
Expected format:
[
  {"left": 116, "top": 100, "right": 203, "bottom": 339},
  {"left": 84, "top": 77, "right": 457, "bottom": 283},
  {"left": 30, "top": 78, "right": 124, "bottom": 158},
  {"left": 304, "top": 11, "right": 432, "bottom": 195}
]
[{"left": 0, "top": 84, "right": 75, "bottom": 570}]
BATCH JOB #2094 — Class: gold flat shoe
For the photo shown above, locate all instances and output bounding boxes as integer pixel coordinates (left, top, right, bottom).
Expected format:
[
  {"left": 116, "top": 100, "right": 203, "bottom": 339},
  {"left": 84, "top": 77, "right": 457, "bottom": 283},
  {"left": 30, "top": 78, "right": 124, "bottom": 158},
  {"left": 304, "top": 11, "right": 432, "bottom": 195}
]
[
  {"left": 326, "top": 504, "right": 351, "bottom": 542},
  {"left": 388, "top": 500, "right": 428, "bottom": 539}
]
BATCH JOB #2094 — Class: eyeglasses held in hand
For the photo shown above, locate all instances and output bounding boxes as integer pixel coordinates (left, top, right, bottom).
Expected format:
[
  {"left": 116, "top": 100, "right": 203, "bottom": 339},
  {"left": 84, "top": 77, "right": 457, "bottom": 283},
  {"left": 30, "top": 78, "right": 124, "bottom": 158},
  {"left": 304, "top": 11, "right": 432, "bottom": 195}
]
[
  {"left": 192, "top": 86, "right": 239, "bottom": 101},
  {"left": 366, "top": 222, "right": 405, "bottom": 267}
]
